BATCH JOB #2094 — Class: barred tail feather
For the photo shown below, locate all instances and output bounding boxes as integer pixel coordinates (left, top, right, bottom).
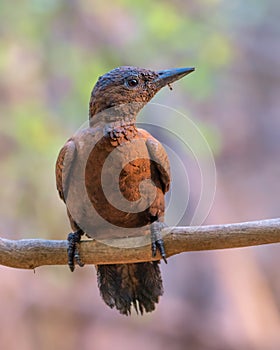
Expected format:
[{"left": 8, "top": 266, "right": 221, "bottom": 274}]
[{"left": 97, "top": 262, "right": 163, "bottom": 315}]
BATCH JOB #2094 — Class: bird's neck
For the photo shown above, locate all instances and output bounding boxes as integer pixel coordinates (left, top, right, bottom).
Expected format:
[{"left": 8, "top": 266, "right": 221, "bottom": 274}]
[
  {"left": 89, "top": 105, "right": 139, "bottom": 142},
  {"left": 89, "top": 113, "right": 137, "bottom": 129},
  {"left": 103, "top": 119, "right": 138, "bottom": 142},
  {"left": 89, "top": 101, "right": 145, "bottom": 128},
  {"left": 89, "top": 103, "right": 141, "bottom": 127}
]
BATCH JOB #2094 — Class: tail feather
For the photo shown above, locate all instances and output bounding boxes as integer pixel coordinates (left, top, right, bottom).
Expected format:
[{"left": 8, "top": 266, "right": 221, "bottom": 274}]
[{"left": 97, "top": 262, "right": 163, "bottom": 315}]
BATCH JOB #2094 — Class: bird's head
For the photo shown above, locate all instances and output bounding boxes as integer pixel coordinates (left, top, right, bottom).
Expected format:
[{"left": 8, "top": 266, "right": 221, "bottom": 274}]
[{"left": 89, "top": 66, "right": 194, "bottom": 125}]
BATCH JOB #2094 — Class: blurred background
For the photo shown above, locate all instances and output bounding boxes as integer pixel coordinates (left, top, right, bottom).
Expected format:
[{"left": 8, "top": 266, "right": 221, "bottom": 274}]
[{"left": 0, "top": 0, "right": 280, "bottom": 349}]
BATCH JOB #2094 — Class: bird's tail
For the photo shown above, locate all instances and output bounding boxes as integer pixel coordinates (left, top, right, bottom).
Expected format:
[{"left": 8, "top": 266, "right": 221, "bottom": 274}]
[{"left": 96, "top": 262, "right": 163, "bottom": 315}]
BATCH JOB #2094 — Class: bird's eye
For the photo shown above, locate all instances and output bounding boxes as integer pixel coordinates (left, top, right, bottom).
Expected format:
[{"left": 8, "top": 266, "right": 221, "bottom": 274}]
[{"left": 125, "top": 77, "right": 139, "bottom": 88}]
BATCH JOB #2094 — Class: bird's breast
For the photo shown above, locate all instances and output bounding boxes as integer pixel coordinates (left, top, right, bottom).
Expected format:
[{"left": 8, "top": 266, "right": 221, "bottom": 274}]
[
  {"left": 86, "top": 132, "right": 156, "bottom": 206},
  {"left": 66, "top": 127, "right": 165, "bottom": 238}
]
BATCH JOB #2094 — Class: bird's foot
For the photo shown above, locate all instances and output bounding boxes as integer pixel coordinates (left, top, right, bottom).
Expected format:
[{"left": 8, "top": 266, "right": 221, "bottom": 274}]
[
  {"left": 151, "top": 221, "right": 167, "bottom": 264},
  {"left": 67, "top": 229, "right": 85, "bottom": 271}
]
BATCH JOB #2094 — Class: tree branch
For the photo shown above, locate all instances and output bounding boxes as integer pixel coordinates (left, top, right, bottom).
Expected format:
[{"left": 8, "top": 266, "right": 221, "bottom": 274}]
[{"left": 1, "top": 218, "right": 280, "bottom": 269}]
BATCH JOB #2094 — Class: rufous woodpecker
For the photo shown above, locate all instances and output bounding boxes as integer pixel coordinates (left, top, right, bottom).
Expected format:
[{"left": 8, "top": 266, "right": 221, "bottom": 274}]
[{"left": 56, "top": 66, "right": 194, "bottom": 315}]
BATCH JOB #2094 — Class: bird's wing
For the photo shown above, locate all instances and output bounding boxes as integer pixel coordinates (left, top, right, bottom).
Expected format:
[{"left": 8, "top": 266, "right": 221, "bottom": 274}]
[
  {"left": 55, "top": 139, "right": 76, "bottom": 202},
  {"left": 145, "top": 134, "right": 171, "bottom": 194}
]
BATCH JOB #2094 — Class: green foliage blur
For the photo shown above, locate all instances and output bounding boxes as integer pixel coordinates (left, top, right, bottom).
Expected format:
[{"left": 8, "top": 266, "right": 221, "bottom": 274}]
[{"left": 0, "top": 0, "right": 235, "bottom": 237}]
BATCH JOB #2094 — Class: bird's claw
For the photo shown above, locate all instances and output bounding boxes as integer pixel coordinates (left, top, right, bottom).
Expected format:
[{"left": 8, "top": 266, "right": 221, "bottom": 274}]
[
  {"left": 67, "top": 230, "right": 84, "bottom": 271},
  {"left": 151, "top": 222, "right": 167, "bottom": 264},
  {"left": 151, "top": 238, "right": 167, "bottom": 264}
]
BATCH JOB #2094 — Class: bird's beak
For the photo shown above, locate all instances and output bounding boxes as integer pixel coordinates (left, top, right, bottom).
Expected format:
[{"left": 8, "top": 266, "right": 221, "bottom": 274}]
[{"left": 155, "top": 67, "right": 195, "bottom": 89}]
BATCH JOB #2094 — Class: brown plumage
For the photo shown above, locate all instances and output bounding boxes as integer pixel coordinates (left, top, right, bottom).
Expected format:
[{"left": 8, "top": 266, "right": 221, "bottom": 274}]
[{"left": 56, "top": 65, "right": 194, "bottom": 315}]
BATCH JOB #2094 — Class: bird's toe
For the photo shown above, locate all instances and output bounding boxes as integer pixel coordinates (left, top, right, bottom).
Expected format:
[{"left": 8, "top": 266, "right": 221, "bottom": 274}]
[
  {"left": 67, "top": 230, "right": 84, "bottom": 271},
  {"left": 150, "top": 221, "right": 168, "bottom": 264}
]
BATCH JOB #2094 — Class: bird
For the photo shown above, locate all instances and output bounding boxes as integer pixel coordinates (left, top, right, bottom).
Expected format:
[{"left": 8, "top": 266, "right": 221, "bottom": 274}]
[{"left": 55, "top": 65, "right": 194, "bottom": 315}]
